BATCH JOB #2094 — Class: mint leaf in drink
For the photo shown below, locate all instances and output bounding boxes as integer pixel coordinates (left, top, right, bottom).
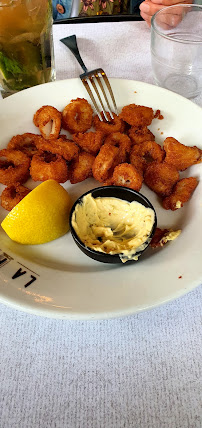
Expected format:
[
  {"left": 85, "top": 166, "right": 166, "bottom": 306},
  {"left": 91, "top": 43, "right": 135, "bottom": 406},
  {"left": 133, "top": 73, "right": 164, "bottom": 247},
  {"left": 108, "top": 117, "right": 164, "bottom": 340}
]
[
  {"left": 0, "top": 52, "right": 25, "bottom": 78},
  {"left": 0, "top": 50, "right": 41, "bottom": 91}
]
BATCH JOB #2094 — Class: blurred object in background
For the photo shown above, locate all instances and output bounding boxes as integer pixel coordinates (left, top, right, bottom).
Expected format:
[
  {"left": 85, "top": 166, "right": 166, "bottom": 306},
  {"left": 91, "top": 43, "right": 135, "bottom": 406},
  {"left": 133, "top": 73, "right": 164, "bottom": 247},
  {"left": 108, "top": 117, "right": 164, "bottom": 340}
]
[
  {"left": 52, "top": 0, "right": 143, "bottom": 20},
  {"left": 79, "top": 0, "right": 129, "bottom": 17},
  {"left": 52, "top": 0, "right": 74, "bottom": 19}
]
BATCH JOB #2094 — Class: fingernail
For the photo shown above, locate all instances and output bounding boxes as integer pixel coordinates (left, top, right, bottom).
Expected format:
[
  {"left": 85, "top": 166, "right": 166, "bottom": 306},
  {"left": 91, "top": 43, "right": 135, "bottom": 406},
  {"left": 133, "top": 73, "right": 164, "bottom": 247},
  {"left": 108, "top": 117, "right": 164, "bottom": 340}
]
[{"left": 140, "top": 2, "right": 150, "bottom": 12}]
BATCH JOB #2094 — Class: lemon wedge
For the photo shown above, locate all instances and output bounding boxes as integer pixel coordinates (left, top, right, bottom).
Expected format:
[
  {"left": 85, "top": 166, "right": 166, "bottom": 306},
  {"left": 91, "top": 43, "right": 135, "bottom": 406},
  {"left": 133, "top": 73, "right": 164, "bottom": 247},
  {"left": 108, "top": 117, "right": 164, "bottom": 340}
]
[{"left": 1, "top": 180, "right": 71, "bottom": 245}]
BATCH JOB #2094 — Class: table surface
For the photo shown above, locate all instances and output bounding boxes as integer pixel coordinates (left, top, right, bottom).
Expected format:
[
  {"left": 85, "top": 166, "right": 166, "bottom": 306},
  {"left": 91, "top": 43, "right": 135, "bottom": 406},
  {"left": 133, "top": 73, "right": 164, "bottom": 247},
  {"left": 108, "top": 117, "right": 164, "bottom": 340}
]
[{"left": 0, "top": 21, "right": 202, "bottom": 428}]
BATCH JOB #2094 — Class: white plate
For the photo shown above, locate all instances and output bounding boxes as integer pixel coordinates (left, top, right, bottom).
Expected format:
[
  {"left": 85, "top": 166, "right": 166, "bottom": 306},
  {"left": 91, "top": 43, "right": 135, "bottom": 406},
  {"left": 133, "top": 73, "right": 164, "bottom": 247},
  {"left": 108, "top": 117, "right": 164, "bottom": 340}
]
[{"left": 0, "top": 78, "right": 201, "bottom": 319}]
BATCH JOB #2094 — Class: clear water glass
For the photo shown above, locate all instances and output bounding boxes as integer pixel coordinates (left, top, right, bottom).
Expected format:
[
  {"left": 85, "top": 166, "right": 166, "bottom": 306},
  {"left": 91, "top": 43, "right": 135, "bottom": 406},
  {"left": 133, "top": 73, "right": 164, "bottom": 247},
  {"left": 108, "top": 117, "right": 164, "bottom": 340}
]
[{"left": 151, "top": 4, "right": 202, "bottom": 99}]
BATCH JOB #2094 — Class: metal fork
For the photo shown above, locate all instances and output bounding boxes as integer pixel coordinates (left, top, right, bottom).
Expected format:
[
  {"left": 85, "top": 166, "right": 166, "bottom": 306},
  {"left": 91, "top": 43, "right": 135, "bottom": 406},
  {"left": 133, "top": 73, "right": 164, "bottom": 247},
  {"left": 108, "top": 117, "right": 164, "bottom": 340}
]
[{"left": 60, "top": 34, "right": 117, "bottom": 122}]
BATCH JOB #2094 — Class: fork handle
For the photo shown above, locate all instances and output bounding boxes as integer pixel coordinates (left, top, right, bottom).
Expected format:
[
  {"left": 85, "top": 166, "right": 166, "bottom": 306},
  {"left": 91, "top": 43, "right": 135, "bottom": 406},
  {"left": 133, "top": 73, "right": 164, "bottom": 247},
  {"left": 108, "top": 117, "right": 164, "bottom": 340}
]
[{"left": 60, "top": 35, "right": 88, "bottom": 74}]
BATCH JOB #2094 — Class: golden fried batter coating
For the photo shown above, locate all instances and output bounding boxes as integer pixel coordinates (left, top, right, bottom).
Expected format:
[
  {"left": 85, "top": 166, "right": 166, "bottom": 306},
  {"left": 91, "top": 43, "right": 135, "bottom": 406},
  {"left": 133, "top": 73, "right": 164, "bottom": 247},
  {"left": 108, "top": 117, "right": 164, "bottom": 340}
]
[
  {"left": 36, "top": 136, "right": 79, "bottom": 162},
  {"left": 69, "top": 152, "right": 95, "bottom": 184},
  {"left": 33, "top": 105, "right": 62, "bottom": 140},
  {"left": 129, "top": 153, "right": 145, "bottom": 176},
  {"left": 33, "top": 106, "right": 44, "bottom": 127},
  {"left": 130, "top": 141, "right": 165, "bottom": 171},
  {"left": 7, "top": 133, "right": 40, "bottom": 158},
  {"left": 62, "top": 98, "right": 93, "bottom": 133},
  {"left": 112, "top": 163, "right": 143, "bottom": 191},
  {"left": 150, "top": 228, "right": 181, "bottom": 248},
  {"left": 0, "top": 149, "right": 30, "bottom": 185},
  {"left": 149, "top": 228, "right": 170, "bottom": 248},
  {"left": 30, "top": 152, "right": 68, "bottom": 183},
  {"left": 119, "top": 104, "right": 154, "bottom": 127},
  {"left": 128, "top": 126, "right": 155, "bottom": 145},
  {"left": 104, "top": 132, "right": 131, "bottom": 164},
  {"left": 144, "top": 162, "right": 179, "bottom": 197},
  {"left": 93, "top": 112, "right": 125, "bottom": 135},
  {"left": 162, "top": 177, "right": 198, "bottom": 210},
  {"left": 73, "top": 131, "right": 104, "bottom": 155},
  {"left": 92, "top": 143, "right": 119, "bottom": 183},
  {"left": 1, "top": 184, "right": 30, "bottom": 211},
  {"left": 163, "top": 137, "right": 202, "bottom": 171},
  {"left": 102, "top": 177, "right": 114, "bottom": 186}
]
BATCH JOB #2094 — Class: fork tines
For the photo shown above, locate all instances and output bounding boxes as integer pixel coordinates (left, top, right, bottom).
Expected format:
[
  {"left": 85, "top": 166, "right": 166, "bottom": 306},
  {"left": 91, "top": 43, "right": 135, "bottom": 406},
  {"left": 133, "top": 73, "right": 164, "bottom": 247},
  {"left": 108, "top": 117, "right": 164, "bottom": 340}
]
[{"left": 80, "top": 68, "right": 117, "bottom": 122}]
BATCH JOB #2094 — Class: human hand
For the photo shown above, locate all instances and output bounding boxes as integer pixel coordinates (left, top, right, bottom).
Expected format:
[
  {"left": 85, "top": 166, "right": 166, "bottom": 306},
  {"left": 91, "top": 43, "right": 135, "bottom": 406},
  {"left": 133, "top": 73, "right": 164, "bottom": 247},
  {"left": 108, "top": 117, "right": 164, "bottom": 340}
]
[{"left": 139, "top": 0, "right": 192, "bottom": 27}]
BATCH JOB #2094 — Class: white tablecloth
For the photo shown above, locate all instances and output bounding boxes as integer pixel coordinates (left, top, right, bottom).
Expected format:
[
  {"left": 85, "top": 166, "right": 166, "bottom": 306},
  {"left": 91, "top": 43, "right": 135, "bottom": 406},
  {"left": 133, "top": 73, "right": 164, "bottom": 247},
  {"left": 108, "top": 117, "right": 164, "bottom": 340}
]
[{"left": 0, "top": 22, "right": 202, "bottom": 428}]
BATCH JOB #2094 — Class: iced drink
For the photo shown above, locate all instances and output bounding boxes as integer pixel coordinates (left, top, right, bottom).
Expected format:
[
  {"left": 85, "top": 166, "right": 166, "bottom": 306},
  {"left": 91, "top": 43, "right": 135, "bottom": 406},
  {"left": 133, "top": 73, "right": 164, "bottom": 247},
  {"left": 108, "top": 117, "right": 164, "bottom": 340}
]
[{"left": 0, "top": 0, "right": 55, "bottom": 97}]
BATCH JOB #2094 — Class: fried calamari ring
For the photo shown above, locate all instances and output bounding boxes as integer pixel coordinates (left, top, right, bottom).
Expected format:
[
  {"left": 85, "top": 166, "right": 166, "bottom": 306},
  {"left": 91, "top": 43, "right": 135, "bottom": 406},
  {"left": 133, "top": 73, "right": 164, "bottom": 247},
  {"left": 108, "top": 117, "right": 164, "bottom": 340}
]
[
  {"left": 69, "top": 152, "right": 95, "bottom": 184},
  {"left": 128, "top": 126, "right": 155, "bottom": 145},
  {"left": 162, "top": 177, "right": 198, "bottom": 210},
  {"left": 62, "top": 98, "right": 93, "bottom": 133},
  {"left": 30, "top": 152, "right": 68, "bottom": 183},
  {"left": 93, "top": 112, "right": 125, "bottom": 135},
  {"left": 150, "top": 228, "right": 181, "bottom": 248},
  {"left": 119, "top": 104, "right": 154, "bottom": 127},
  {"left": 92, "top": 143, "right": 119, "bottom": 183},
  {"left": 33, "top": 106, "right": 44, "bottom": 127},
  {"left": 112, "top": 163, "right": 143, "bottom": 191},
  {"left": 102, "top": 177, "right": 114, "bottom": 186},
  {"left": 1, "top": 184, "right": 30, "bottom": 211},
  {"left": 0, "top": 149, "right": 30, "bottom": 185},
  {"left": 72, "top": 131, "right": 104, "bottom": 155},
  {"left": 33, "top": 105, "right": 62, "bottom": 140},
  {"left": 7, "top": 133, "right": 41, "bottom": 158},
  {"left": 144, "top": 162, "right": 180, "bottom": 197},
  {"left": 130, "top": 141, "right": 165, "bottom": 171},
  {"left": 163, "top": 137, "right": 202, "bottom": 171},
  {"left": 35, "top": 136, "right": 79, "bottom": 161},
  {"left": 104, "top": 132, "right": 131, "bottom": 164},
  {"left": 129, "top": 154, "right": 145, "bottom": 176}
]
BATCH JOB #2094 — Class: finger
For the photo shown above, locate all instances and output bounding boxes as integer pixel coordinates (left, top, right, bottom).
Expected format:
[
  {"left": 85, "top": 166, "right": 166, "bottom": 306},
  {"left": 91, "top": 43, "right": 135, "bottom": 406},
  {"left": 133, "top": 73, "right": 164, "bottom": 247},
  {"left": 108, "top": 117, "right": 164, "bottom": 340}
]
[
  {"left": 139, "top": 10, "right": 152, "bottom": 26},
  {"left": 156, "top": 12, "right": 183, "bottom": 29},
  {"left": 139, "top": 1, "right": 164, "bottom": 17},
  {"left": 150, "top": 0, "right": 192, "bottom": 6},
  {"left": 152, "top": 5, "right": 187, "bottom": 29},
  {"left": 140, "top": 1, "right": 186, "bottom": 29}
]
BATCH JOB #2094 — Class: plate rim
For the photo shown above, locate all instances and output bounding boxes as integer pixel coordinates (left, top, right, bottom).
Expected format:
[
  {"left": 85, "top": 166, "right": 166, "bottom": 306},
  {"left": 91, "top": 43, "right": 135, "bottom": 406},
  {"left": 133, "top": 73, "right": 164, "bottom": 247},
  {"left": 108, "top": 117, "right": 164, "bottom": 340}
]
[{"left": 0, "top": 78, "right": 202, "bottom": 319}]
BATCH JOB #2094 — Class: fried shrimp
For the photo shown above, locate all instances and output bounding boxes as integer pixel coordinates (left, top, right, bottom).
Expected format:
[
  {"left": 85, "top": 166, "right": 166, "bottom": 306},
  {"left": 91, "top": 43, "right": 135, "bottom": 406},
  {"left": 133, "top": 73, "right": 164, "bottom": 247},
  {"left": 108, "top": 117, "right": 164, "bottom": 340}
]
[
  {"left": 119, "top": 104, "right": 154, "bottom": 127},
  {"left": 144, "top": 162, "right": 180, "bottom": 197},
  {"left": 69, "top": 152, "right": 95, "bottom": 184},
  {"left": 30, "top": 152, "right": 68, "bottom": 183},
  {"left": 130, "top": 141, "right": 165, "bottom": 171},
  {"left": 104, "top": 132, "right": 132, "bottom": 164},
  {"left": 35, "top": 136, "right": 79, "bottom": 161},
  {"left": 1, "top": 184, "right": 30, "bottom": 211},
  {"left": 162, "top": 177, "right": 198, "bottom": 210},
  {"left": 163, "top": 137, "right": 202, "bottom": 171},
  {"left": 7, "top": 133, "right": 40, "bottom": 158},
  {"left": 93, "top": 112, "right": 125, "bottom": 135},
  {"left": 128, "top": 126, "right": 155, "bottom": 145},
  {"left": 33, "top": 105, "right": 62, "bottom": 140},
  {"left": 112, "top": 163, "right": 143, "bottom": 191},
  {"left": 0, "top": 149, "right": 30, "bottom": 185},
  {"left": 72, "top": 131, "right": 104, "bottom": 155},
  {"left": 92, "top": 143, "right": 119, "bottom": 183},
  {"left": 62, "top": 98, "right": 93, "bottom": 133}
]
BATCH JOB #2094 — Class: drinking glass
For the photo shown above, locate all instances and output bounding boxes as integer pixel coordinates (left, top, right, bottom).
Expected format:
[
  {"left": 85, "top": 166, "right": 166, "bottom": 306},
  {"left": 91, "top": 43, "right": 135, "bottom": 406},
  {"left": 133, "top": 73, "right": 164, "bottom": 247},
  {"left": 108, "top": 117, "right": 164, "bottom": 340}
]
[
  {"left": 0, "top": 0, "right": 56, "bottom": 98},
  {"left": 151, "top": 4, "right": 202, "bottom": 99}
]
